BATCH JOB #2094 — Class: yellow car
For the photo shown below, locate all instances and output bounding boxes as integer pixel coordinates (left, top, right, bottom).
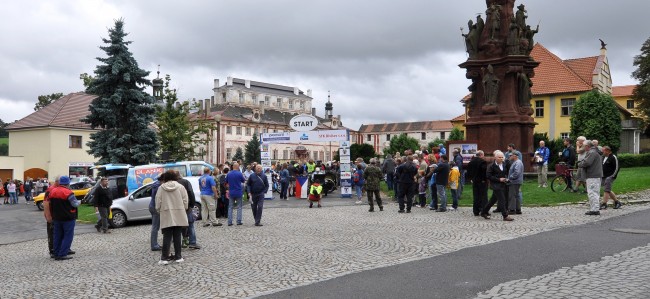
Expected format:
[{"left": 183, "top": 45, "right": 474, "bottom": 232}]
[{"left": 34, "top": 182, "right": 94, "bottom": 210}]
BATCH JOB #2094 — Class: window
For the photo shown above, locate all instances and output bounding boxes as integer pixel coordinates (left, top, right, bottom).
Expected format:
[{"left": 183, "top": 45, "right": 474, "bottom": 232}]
[
  {"left": 561, "top": 98, "right": 575, "bottom": 116},
  {"left": 560, "top": 132, "right": 570, "bottom": 139},
  {"left": 627, "top": 100, "right": 635, "bottom": 109},
  {"left": 226, "top": 148, "right": 232, "bottom": 160},
  {"left": 226, "top": 126, "right": 232, "bottom": 134},
  {"left": 290, "top": 150, "right": 295, "bottom": 159},
  {"left": 239, "top": 93, "right": 245, "bottom": 104},
  {"left": 69, "top": 135, "right": 82, "bottom": 148},
  {"left": 440, "top": 132, "right": 446, "bottom": 140},
  {"left": 254, "top": 128, "right": 259, "bottom": 135},
  {"left": 276, "top": 97, "right": 282, "bottom": 107},
  {"left": 252, "top": 94, "right": 258, "bottom": 105},
  {"left": 273, "top": 149, "right": 278, "bottom": 160},
  {"left": 245, "top": 127, "right": 251, "bottom": 136},
  {"left": 320, "top": 151, "right": 324, "bottom": 161},
  {"left": 299, "top": 101, "right": 305, "bottom": 109},
  {"left": 421, "top": 132, "right": 426, "bottom": 140},
  {"left": 325, "top": 151, "right": 331, "bottom": 161},
  {"left": 535, "top": 100, "right": 544, "bottom": 117},
  {"left": 264, "top": 97, "right": 270, "bottom": 106},
  {"left": 386, "top": 134, "right": 391, "bottom": 141},
  {"left": 289, "top": 100, "right": 294, "bottom": 109},
  {"left": 367, "top": 135, "right": 372, "bottom": 141},
  {"left": 222, "top": 92, "right": 226, "bottom": 103},
  {"left": 263, "top": 128, "right": 268, "bottom": 133},
  {"left": 283, "top": 150, "right": 288, "bottom": 159},
  {"left": 236, "top": 126, "right": 242, "bottom": 135}
]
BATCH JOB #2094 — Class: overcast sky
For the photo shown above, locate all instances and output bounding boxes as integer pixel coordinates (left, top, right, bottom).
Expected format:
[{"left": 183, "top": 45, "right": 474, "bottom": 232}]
[{"left": 1, "top": 0, "right": 648, "bottom": 130}]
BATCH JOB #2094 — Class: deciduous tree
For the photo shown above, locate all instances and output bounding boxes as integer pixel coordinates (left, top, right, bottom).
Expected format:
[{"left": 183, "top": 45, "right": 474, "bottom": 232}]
[
  {"left": 632, "top": 36, "right": 650, "bottom": 128},
  {"left": 383, "top": 133, "right": 420, "bottom": 156},
  {"left": 570, "top": 90, "right": 621, "bottom": 152},
  {"left": 34, "top": 93, "right": 63, "bottom": 111}
]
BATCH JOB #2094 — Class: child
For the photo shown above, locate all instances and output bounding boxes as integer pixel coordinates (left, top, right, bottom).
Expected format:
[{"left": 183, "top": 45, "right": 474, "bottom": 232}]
[
  {"left": 417, "top": 170, "right": 427, "bottom": 208},
  {"left": 448, "top": 161, "right": 460, "bottom": 210},
  {"left": 308, "top": 179, "right": 323, "bottom": 208}
]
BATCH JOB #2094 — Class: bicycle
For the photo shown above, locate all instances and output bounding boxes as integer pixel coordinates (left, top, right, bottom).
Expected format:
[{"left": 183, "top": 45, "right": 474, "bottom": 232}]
[{"left": 551, "top": 162, "right": 577, "bottom": 192}]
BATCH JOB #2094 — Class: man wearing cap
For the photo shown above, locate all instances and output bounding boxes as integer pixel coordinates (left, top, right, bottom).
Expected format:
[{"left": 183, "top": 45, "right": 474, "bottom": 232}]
[
  {"left": 578, "top": 140, "right": 603, "bottom": 215},
  {"left": 46, "top": 176, "right": 80, "bottom": 260}
]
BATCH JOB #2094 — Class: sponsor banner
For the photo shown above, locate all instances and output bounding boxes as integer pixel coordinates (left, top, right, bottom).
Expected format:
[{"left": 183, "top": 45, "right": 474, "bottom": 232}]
[
  {"left": 340, "top": 172, "right": 351, "bottom": 180},
  {"left": 261, "top": 152, "right": 271, "bottom": 159},
  {"left": 69, "top": 162, "right": 95, "bottom": 167},
  {"left": 340, "top": 179, "right": 352, "bottom": 197},
  {"left": 340, "top": 155, "right": 350, "bottom": 164},
  {"left": 339, "top": 163, "right": 351, "bottom": 172},
  {"left": 447, "top": 143, "right": 479, "bottom": 164},
  {"left": 339, "top": 148, "right": 350, "bottom": 156},
  {"left": 261, "top": 160, "right": 272, "bottom": 167},
  {"left": 340, "top": 141, "right": 351, "bottom": 148},
  {"left": 261, "top": 144, "right": 270, "bottom": 152},
  {"left": 261, "top": 130, "right": 349, "bottom": 144}
]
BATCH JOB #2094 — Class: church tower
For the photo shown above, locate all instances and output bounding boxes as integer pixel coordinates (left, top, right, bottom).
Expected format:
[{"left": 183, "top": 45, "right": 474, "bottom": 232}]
[
  {"left": 325, "top": 90, "right": 333, "bottom": 119},
  {"left": 152, "top": 65, "right": 164, "bottom": 102}
]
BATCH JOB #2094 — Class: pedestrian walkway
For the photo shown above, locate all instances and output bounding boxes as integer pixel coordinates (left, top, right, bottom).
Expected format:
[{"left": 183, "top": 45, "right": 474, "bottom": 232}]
[{"left": 2, "top": 198, "right": 649, "bottom": 298}]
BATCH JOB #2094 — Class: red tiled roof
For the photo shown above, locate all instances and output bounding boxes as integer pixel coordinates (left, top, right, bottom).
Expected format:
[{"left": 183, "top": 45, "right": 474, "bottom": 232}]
[
  {"left": 530, "top": 43, "right": 593, "bottom": 95},
  {"left": 359, "top": 120, "right": 453, "bottom": 133},
  {"left": 612, "top": 85, "right": 637, "bottom": 97},
  {"left": 563, "top": 56, "right": 598, "bottom": 86},
  {"left": 6, "top": 92, "right": 96, "bottom": 130},
  {"left": 451, "top": 114, "right": 466, "bottom": 121}
]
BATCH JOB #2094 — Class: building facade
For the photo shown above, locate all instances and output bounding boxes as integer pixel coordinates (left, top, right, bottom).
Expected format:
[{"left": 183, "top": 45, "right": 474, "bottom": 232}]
[
  {"left": 188, "top": 77, "right": 351, "bottom": 164},
  {"left": 357, "top": 120, "right": 453, "bottom": 155}
]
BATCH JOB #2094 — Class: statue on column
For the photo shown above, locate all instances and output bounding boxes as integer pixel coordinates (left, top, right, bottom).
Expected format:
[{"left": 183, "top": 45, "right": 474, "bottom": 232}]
[
  {"left": 515, "top": 4, "right": 527, "bottom": 31},
  {"left": 517, "top": 71, "right": 533, "bottom": 107},
  {"left": 487, "top": 3, "right": 502, "bottom": 40},
  {"left": 482, "top": 64, "right": 500, "bottom": 106},
  {"left": 523, "top": 24, "right": 539, "bottom": 55},
  {"left": 462, "top": 20, "right": 479, "bottom": 58},
  {"left": 507, "top": 19, "right": 521, "bottom": 55}
]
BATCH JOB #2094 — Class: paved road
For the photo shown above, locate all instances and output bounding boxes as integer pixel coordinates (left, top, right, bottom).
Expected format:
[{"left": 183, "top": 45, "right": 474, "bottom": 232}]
[
  {"left": 262, "top": 208, "right": 650, "bottom": 299},
  {"left": 1, "top": 191, "right": 649, "bottom": 298}
]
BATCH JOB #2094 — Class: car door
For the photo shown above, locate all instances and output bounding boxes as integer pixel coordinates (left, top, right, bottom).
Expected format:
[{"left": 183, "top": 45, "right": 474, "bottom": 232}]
[{"left": 127, "top": 184, "right": 153, "bottom": 220}]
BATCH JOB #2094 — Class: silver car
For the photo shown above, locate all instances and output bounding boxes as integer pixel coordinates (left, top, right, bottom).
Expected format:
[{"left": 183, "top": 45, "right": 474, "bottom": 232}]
[{"left": 109, "top": 177, "right": 203, "bottom": 228}]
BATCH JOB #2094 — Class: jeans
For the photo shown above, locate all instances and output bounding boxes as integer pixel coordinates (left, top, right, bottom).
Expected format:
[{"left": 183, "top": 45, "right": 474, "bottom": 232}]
[
  {"left": 429, "top": 185, "right": 438, "bottom": 209},
  {"left": 355, "top": 185, "right": 363, "bottom": 199},
  {"left": 149, "top": 205, "right": 160, "bottom": 249},
  {"left": 386, "top": 174, "right": 394, "bottom": 191},
  {"left": 200, "top": 194, "right": 219, "bottom": 225},
  {"left": 437, "top": 184, "right": 447, "bottom": 210},
  {"left": 25, "top": 191, "right": 33, "bottom": 202},
  {"left": 52, "top": 219, "right": 75, "bottom": 257},
  {"left": 183, "top": 210, "right": 197, "bottom": 245},
  {"left": 96, "top": 207, "right": 109, "bottom": 232},
  {"left": 161, "top": 226, "right": 183, "bottom": 260},
  {"left": 228, "top": 196, "right": 243, "bottom": 225},
  {"left": 450, "top": 189, "right": 459, "bottom": 209},
  {"left": 9, "top": 192, "right": 17, "bottom": 204},
  {"left": 251, "top": 193, "right": 265, "bottom": 225},
  {"left": 280, "top": 181, "right": 289, "bottom": 199}
]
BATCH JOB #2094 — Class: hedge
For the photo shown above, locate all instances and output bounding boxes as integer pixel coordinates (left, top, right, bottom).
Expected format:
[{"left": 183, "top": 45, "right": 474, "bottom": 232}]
[{"left": 617, "top": 153, "right": 650, "bottom": 168}]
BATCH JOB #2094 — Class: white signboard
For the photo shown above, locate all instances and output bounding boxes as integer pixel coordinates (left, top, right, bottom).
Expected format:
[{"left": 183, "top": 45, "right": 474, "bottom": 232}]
[
  {"left": 340, "top": 185, "right": 352, "bottom": 197},
  {"left": 340, "top": 156, "right": 351, "bottom": 164},
  {"left": 260, "top": 152, "right": 271, "bottom": 159},
  {"left": 340, "top": 141, "right": 351, "bottom": 148},
  {"left": 260, "top": 130, "right": 349, "bottom": 143},
  {"left": 339, "top": 163, "right": 351, "bottom": 172},
  {"left": 289, "top": 114, "right": 319, "bottom": 132},
  {"left": 339, "top": 148, "right": 350, "bottom": 156},
  {"left": 340, "top": 172, "right": 352, "bottom": 180}
]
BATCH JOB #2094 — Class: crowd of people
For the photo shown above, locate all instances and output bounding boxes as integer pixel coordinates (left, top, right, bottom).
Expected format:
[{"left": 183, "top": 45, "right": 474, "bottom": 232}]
[{"left": 2, "top": 177, "right": 51, "bottom": 205}]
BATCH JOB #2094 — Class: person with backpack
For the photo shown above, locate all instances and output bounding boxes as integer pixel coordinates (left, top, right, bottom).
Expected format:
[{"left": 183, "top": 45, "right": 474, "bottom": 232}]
[{"left": 353, "top": 163, "right": 365, "bottom": 204}]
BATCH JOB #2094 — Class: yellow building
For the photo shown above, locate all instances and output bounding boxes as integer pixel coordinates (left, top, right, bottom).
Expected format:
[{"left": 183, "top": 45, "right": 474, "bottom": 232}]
[{"left": 5, "top": 93, "right": 99, "bottom": 180}]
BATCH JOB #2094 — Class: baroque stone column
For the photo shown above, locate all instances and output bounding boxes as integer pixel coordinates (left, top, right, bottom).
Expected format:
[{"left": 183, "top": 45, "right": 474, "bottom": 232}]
[{"left": 459, "top": 0, "right": 539, "bottom": 169}]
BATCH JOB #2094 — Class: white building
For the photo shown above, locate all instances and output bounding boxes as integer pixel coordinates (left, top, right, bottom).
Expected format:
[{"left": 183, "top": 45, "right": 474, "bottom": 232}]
[{"left": 357, "top": 120, "right": 454, "bottom": 155}]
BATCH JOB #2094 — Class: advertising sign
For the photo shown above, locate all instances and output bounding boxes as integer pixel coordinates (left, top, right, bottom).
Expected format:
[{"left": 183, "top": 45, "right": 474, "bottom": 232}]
[
  {"left": 261, "top": 130, "right": 349, "bottom": 143},
  {"left": 447, "top": 143, "right": 479, "bottom": 164},
  {"left": 289, "top": 114, "right": 319, "bottom": 132}
]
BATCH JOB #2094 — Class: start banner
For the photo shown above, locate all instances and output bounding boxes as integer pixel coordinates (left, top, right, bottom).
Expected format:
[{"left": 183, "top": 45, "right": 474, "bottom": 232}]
[{"left": 261, "top": 130, "right": 349, "bottom": 143}]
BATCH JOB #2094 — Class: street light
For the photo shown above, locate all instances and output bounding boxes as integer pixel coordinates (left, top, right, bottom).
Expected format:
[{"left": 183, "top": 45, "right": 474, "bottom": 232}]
[{"left": 214, "top": 114, "right": 221, "bottom": 164}]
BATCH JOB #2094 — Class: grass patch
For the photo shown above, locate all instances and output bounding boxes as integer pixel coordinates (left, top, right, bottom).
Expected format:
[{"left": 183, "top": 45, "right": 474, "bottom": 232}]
[
  {"left": 77, "top": 204, "right": 98, "bottom": 223},
  {"left": 380, "top": 166, "right": 650, "bottom": 207}
]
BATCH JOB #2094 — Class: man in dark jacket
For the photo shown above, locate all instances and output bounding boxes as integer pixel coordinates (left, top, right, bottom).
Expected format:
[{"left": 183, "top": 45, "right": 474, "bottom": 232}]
[
  {"left": 560, "top": 138, "right": 577, "bottom": 189},
  {"left": 93, "top": 177, "right": 113, "bottom": 234},
  {"left": 480, "top": 151, "right": 513, "bottom": 221},
  {"left": 47, "top": 176, "right": 81, "bottom": 260},
  {"left": 177, "top": 173, "right": 200, "bottom": 249},
  {"left": 466, "top": 150, "right": 488, "bottom": 216},
  {"left": 247, "top": 165, "right": 269, "bottom": 226},
  {"left": 381, "top": 154, "right": 396, "bottom": 191},
  {"left": 434, "top": 155, "right": 450, "bottom": 212},
  {"left": 395, "top": 155, "right": 418, "bottom": 213},
  {"left": 364, "top": 158, "right": 384, "bottom": 212},
  {"left": 600, "top": 146, "right": 621, "bottom": 210}
]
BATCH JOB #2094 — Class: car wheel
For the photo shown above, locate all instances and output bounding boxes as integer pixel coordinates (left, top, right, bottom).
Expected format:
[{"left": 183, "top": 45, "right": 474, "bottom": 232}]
[
  {"left": 192, "top": 203, "right": 202, "bottom": 221},
  {"left": 36, "top": 201, "right": 44, "bottom": 211},
  {"left": 109, "top": 210, "right": 127, "bottom": 228}
]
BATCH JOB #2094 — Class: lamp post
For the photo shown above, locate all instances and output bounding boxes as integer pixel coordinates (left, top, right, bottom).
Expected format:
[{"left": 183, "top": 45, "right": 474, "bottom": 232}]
[{"left": 214, "top": 114, "right": 221, "bottom": 164}]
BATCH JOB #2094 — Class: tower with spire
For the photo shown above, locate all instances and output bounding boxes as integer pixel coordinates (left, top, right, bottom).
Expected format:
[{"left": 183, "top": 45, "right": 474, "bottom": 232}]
[
  {"left": 152, "top": 64, "right": 164, "bottom": 102},
  {"left": 325, "top": 90, "right": 333, "bottom": 119}
]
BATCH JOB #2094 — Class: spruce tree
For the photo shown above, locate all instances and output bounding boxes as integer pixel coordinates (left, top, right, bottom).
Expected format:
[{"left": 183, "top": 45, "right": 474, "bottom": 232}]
[
  {"left": 244, "top": 134, "right": 261, "bottom": 165},
  {"left": 233, "top": 147, "right": 244, "bottom": 161},
  {"left": 82, "top": 19, "right": 159, "bottom": 165}
]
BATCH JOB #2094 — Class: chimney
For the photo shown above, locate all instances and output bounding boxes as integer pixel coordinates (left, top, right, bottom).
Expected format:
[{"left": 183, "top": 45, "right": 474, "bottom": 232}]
[
  {"left": 205, "top": 98, "right": 211, "bottom": 111},
  {"left": 211, "top": 95, "right": 215, "bottom": 106},
  {"left": 227, "top": 76, "right": 233, "bottom": 86},
  {"left": 245, "top": 79, "right": 251, "bottom": 88},
  {"left": 294, "top": 87, "right": 299, "bottom": 95},
  {"left": 307, "top": 89, "right": 312, "bottom": 97},
  {"left": 311, "top": 108, "right": 316, "bottom": 115},
  {"left": 213, "top": 79, "right": 220, "bottom": 89},
  {"left": 197, "top": 99, "right": 203, "bottom": 111}
]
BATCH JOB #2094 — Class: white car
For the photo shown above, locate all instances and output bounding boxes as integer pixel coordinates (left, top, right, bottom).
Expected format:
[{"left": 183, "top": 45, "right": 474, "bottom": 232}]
[{"left": 109, "top": 177, "right": 204, "bottom": 228}]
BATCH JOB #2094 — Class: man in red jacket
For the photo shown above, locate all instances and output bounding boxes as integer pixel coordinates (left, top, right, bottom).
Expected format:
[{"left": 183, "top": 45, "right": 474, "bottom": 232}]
[{"left": 46, "top": 176, "right": 80, "bottom": 261}]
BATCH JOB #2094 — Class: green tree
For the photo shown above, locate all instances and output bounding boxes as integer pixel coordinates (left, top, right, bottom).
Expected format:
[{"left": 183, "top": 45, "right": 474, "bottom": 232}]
[
  {"left": 350, "top": 143, "right": 376, "bottom": 163},
  {"left": 154, "top": 75, "right": 212, "bottom": 161},
  {"left": 383, "top": 133, "right": 420, "bottom": 156},
  {"left": 0, "top": 143, "right": 7, "bottom": 156},
  {"left": 244, "top": 134, "right": 261, "bottom": 165},
  {"left": 233, "top": 147, "right": 244, "bottom": 161},
  {"left": 81, "top": 19, "right": 159, "bottom": 165},
  {"left": 448, "top": 127, "right": 464, "bottom": 141},
  {"left": 570, "top": 90, "right": 622, "bottom": 152},
  {"left": 34, "top": 93, "right": 64, "bottom": 111},
  {"left": 428, "top": 138, "right": 445, "bottom": 150},
  {"left": 632, "top": 36, "right": 650, "bottom": 127},
  {"left": 80, "top": 73, "right": 95, "bottom": 89},
  {"left": 0, "top": 118, "right": 8, "bottom": 138}
]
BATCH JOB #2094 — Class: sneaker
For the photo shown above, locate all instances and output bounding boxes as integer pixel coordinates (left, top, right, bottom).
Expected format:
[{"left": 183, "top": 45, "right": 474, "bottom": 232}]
[
  {"left": 585, "top": 211, "right": 601, "bottom": 216},
  {"left": 542, "top": 184, "right": 548, "bottom": 188},
  {"left": 600, "top": 203, "right": 608, "bottom": 210},
  {"left": 95, "top": 225, "right": 101, "bottom": 232},
  {"left": 151, "top": 247, "right": 162, "bottom": 251},
  {"left": 175, "top": 258, "right": 184, "bottom": 263},
  {"left": 188, "top": 244, "right": 201, "bottom": 249},
  {"left": 448, "top": 207, "right": 456, "bottom": 211},
  {"left": 202, "top": 223, "right": 211, "bottom": 227},
  {"left": 355, "top": 200, "right": 362, "bottom": 204},
  {"left": 213, "top": 223, "right": 223, "bottom": 227},
  {"left": 614, "top": 201, "right": 622, "bottom": 209},
  {"left": 158, "top": 259, "right": 169, "bottom": 265}
]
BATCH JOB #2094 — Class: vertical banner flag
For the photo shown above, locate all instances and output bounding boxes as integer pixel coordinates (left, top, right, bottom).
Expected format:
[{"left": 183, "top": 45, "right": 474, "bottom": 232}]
[
  {"left": 260, "top": 144, "right": 274, "bottom": 199},
  {"left": 339, "top": 141, "right": 352, "bottom": 198}
]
